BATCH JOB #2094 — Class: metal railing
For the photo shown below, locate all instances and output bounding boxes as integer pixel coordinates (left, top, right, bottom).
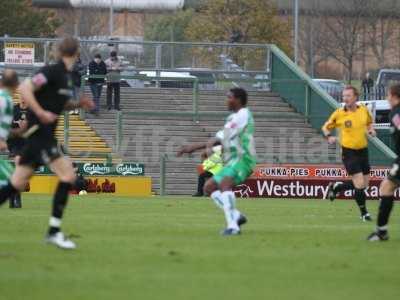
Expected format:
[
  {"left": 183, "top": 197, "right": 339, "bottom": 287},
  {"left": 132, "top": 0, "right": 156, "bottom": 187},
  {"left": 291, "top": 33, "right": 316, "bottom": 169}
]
[
  {"left": 269, "top": 45, "right": 396, "bottom": 166},
  {"left": 80, "top": 73, "right": 272, "bottom": 153},
  {"left": 0, "top": 37, "right": 271, "bottom": 80}
]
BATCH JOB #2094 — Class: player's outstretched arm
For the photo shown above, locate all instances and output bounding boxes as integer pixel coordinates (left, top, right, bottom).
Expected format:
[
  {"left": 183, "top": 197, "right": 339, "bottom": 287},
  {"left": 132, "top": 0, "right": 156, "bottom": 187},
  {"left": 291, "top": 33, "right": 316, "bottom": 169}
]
[
  {"left": 177, "top": 137, "right": 221, "bottom": 157},
  {"left": 177, "top": 142, "right": 207, "bottom": 157}
]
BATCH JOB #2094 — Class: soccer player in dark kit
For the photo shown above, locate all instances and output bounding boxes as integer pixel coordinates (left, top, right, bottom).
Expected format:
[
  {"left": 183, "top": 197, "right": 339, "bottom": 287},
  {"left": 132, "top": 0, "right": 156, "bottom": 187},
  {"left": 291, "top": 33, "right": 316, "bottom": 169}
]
[
  {"left": 0, "top": 37, "right": 94, "bottom": 249},
  {"left": 7, "top": 96, "right": 29, "bottom": 209},
  {"left": 368, "top": 84, "right": 400, "bottom": 241}
]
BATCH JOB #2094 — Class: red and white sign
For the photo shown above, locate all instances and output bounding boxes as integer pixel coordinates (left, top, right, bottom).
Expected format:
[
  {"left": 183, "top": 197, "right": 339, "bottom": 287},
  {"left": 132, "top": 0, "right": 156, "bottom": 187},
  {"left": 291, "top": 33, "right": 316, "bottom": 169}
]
[
  {"left": 234, "top": 164, "right": 398, "bottom": 199},
  {"left": 5, "top": 42, "right": 35, "bottom": 65}
]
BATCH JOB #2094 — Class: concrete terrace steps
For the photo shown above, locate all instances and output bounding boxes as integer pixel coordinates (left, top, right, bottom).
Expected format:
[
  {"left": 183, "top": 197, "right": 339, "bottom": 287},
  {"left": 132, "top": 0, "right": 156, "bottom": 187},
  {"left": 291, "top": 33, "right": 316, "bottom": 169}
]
[
  {"left": 55, "top": 115, "right": 115, "bottom": 163},
  {"left": 82, "top": 87, "right": 340, "bottom": 195}
]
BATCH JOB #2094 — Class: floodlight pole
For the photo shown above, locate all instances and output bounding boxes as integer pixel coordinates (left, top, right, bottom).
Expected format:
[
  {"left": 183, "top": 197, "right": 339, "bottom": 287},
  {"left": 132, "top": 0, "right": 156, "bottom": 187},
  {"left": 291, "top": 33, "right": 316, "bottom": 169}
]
[
  {"left": 109, "top": 0, "right": 114, "bottom": 36},
  {"left": 294, "top": 0, "right": 299, "bottom": 64}
]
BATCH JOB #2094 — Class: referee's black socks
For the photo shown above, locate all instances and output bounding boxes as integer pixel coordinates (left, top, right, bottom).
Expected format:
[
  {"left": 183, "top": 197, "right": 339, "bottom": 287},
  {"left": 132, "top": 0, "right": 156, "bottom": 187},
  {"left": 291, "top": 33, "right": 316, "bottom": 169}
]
[
  {"left": 334, "top": 181, "right": 354, "bottom": 193},
  {"left": 48, "top": 182, "right": 72, "bottom": 236},
  {"left": 377, "top": 196, "right": 394, "bottom": 233},
  {"left": 0, "top": 181, "right": 18, "bottom": 206},
  {"left": 354, "top": 188, "right": 368, "bottom": 216}
]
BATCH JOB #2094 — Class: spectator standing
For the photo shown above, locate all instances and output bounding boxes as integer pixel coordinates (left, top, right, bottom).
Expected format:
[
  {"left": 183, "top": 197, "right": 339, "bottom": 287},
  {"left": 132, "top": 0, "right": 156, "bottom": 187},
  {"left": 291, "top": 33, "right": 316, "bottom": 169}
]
[
  {"left": 362, "top": 72, "right": 374, "bottom": 100},
  {"left": 105, "top": 51, "right": 121, "bottom": 111},
  {"left": 88, "top": 54, "right": 107, "bottom": 115},
  {"left": 72, "top": 57, "right": 86, "bottom": 114}
]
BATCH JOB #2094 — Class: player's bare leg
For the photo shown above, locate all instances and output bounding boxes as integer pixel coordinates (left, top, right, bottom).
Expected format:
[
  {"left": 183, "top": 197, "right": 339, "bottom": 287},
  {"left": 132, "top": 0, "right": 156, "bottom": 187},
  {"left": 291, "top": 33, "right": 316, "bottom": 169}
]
[
  {"left": 45, "top": 156, "right": 77, "bottom": 250},
  {"left": 9, "top": 156, "right": 23, "bottom": 209},
  {"left": 0, "top": 164, "right": 33, "bottom": 206}
]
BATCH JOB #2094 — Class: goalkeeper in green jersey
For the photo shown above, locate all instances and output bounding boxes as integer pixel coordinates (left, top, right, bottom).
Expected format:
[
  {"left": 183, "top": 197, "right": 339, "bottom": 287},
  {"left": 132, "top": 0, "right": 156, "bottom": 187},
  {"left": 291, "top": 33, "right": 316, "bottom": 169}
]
[{"left": 178, "top": 88, "right": 257, "bottom": 236}]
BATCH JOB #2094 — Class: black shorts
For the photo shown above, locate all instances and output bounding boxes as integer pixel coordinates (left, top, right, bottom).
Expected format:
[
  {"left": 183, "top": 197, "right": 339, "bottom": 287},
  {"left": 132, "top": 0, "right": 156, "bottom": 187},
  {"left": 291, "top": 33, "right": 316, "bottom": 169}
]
[
  {"left": 342, "top": 147, "right": 370, "bottom": 176},
  {"left": 7, "top": 138, "right": 25, "bottom": 157},
  {"left": 19, "top": 135, "right": 64, "bottom": 169}
]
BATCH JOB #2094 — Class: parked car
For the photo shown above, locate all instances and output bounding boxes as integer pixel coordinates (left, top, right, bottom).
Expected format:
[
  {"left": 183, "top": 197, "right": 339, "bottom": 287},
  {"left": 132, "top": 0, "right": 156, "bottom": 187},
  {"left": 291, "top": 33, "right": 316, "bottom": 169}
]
[
  {"left": 252, "top": 74, "right": 269, "bottom": 90},
  {"left": 368, "top": 69, "right": 400, "bottom": 100},
  {"left": 139, "top": 71, "right": 196, "bottom": 88},
  {"left": 359, "top": 100, "right": 390, "bottom": 127},
  {"left": 313, "top": 79, "right": 345, "bottom": 101},
  {"left": 177, "top": 68, "right": 216, "bottom": 90}
]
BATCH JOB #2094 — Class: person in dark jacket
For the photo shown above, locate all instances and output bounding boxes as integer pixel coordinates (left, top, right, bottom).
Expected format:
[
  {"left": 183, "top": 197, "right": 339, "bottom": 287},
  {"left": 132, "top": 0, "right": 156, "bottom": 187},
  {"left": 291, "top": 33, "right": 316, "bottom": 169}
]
[
  {"left": 362, "top": 72, "right": 374, "bottom": 100},
  {"left": 89, "top": 54, "right": 107, "bottom": 115},
  {"left": 72, "top": 57, "right": 86, "bottom": 114}
]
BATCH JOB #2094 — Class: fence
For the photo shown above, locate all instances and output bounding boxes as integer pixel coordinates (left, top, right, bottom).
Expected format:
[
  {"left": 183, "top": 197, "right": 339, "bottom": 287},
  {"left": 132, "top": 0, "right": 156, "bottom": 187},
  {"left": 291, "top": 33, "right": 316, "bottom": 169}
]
[
  {"left": 269, "top": 45, "right": 396, "bottom": 166},
  {"left": 0, "top": 37, "right": 396, "bottom": 169},
  {"left": 0, "top": 37, "right": 271, "bottom": 84}
]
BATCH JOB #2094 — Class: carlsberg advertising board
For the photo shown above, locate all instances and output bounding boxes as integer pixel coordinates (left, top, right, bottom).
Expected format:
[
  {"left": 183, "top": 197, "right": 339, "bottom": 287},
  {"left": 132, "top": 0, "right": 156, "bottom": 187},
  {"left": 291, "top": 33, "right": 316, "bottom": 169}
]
[{"left": 33, "top": 163, "right": 145, "bottom": 176}]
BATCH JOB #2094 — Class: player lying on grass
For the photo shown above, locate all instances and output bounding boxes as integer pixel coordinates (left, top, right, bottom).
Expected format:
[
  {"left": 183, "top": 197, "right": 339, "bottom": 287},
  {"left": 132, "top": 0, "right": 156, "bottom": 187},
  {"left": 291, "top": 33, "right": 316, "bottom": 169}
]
[
  {"left": 322, "top": 86, "right": 376, "bottom": 222},
  {"left": 368, "top": 84, "right": 400, "bottom": 241},
  {"left": 177, "top": 88, "right": 256, "bottom": 236},
  {"left": 0, "top": 37, "right": 94, "bottom": 250}
]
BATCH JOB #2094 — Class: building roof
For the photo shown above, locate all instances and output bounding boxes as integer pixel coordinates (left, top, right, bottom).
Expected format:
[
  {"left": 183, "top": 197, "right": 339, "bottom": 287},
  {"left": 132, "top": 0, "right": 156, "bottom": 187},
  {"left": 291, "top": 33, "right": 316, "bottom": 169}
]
[{"left": 273, "top": 0, "right": 400, "bottom": 17}]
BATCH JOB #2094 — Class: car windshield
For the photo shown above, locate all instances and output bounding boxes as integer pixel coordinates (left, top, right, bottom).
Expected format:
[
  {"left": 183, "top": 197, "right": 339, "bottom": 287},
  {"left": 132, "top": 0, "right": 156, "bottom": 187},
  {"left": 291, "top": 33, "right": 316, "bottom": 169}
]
[
  {"left": 379, "top": 72, "right": 400, "bottom": 88},
  {"left": 318, "top": 81, "right": 342, "bottom": 89}
]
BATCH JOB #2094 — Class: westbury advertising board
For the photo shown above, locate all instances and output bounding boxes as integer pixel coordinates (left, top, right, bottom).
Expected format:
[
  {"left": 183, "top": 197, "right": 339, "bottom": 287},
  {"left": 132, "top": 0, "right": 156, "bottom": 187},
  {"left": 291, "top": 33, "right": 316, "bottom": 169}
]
[{"left": 233, "top": 164, "right": 395, "bottom": 199}]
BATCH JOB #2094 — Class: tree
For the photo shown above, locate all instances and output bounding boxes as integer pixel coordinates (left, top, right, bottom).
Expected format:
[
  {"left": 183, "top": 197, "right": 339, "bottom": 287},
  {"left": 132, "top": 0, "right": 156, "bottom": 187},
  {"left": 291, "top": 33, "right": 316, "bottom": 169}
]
[
  {"left": 0, "top": 0, "right": 59, "bottom": 37},
  {"left": 56, "top": 8, "right": 109, "bottom": 38},
  {"left": 144, "top": 9, "right": 195, "bottom": 42},
  {"left": 185, "top": 0, "right": 290, "bottom": 50},
  {"left": 319, "top": 0, "right": 368, "bottom": 82},
  {"left": 184, "top": 0, "right": 291, "bottom": 69},
  {"left": 364, "top": 0, "right": 400, "bottom": 69}
]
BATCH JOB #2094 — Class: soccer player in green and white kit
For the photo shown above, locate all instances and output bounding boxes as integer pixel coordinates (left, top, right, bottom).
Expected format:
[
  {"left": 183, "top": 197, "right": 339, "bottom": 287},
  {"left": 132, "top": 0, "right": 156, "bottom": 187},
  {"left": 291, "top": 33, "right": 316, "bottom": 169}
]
[
  {"left": 178, "top": 88, "right": 256, "bottom": 236},
  {"left": 0, "top": 70, "right": 19, "bottom": 188}
]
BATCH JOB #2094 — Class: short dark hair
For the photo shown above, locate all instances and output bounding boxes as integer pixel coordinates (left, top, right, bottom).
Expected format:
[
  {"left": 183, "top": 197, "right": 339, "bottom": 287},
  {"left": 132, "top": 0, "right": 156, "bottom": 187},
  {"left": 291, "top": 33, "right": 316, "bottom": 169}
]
[
  {"left": 0, "top": 69, "right": 19, "bottom": 89},
  {"left": 343, "top": 85, "right": 359, "bottom": 97},
  {"left": 110, "top": 51, "right": 117, "bottom": 57},
  {"left": 389, "top": 84, "right": 400, "bottom": 99},
  {"left": 230, "top": 87, "right": 248, "bottom": 105},
  {"left": 58, "top": 36, "right": 79, "bottom": 57},
  {"left": 94, "top": 53, "right": 102, "bottom": 59}
]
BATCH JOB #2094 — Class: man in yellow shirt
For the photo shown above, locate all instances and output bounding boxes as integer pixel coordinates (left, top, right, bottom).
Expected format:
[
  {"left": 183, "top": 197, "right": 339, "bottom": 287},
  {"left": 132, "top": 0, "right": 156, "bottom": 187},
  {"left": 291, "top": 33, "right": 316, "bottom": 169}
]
[
  {"left": 322, "top": 86, "right": 376, "bottom": 221},
  {"left": 193, "top": 146, "right": 223, "bottom": 197}
]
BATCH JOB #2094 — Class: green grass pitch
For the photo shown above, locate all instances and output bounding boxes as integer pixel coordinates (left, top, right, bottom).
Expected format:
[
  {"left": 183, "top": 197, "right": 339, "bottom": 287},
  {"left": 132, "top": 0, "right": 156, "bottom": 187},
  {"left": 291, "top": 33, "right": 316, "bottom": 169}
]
[{"left": 0, "top": 195, "right": 399, "bottom": 300}]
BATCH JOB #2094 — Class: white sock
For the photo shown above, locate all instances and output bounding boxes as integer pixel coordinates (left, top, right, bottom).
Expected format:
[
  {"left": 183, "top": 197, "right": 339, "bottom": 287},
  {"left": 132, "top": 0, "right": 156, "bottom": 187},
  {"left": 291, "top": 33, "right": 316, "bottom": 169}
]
[
  {"left": 211, "top": 190, "right": 223, "bottom": 209},
  {"left": 49, "top": 217, "right": 62, "bottom": 228},
  {"left": 220, "top": 191, "right": 240, "bottom": 230}
]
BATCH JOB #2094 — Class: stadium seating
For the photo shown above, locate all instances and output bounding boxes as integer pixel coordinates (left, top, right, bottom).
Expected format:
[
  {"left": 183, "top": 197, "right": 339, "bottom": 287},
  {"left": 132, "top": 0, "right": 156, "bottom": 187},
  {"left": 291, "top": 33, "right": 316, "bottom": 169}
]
[
  {"left": 56, "top": 114, "right": 115, "bottom": 163},
  {"left": 85, "top": 87, "right": 341, "bottom": 195}
]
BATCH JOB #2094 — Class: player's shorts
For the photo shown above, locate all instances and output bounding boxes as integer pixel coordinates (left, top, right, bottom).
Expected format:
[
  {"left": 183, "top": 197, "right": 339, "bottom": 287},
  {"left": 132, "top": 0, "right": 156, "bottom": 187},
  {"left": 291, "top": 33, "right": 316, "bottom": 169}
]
[
  {"left": 0, "top": 160, "right": 14, "bottom": 186},
  {"left": 387, "top": 160, "right": 400, "bottom": 185},
  {"left": 19, "top": 135, "right": 64, "bottom": 169},
  {"left": 213, "top": 157, "right": 255, "bottom": 186},
  {"left": 342, "top": 147, "right": 370, "bottom": 176},
  {"left": 7, "top": 138, "right": 25, "bottom": 157}
]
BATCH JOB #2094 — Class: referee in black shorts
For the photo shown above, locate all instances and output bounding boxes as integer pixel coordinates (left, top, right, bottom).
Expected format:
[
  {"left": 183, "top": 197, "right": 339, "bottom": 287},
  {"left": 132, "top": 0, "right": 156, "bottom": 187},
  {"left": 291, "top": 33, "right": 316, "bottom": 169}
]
[
  {"left": 322, "top": 86, "right": 376, "bottom": 221},
  {"left": 0, "top": 37, "right": 94, "bottom": 249}
]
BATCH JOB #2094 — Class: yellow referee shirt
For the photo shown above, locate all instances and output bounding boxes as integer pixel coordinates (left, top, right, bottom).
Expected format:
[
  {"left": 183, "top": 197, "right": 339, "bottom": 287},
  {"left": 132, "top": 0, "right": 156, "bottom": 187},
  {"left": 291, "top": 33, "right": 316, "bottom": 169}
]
[{"left": 322, "top": 105, "right": 373, "bottom": 150}]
